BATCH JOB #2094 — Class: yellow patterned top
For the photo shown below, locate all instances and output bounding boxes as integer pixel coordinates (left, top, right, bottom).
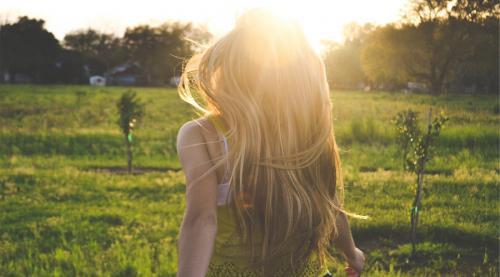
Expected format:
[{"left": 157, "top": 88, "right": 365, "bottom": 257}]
[
  {"left": 205, "top": 115, "right": 330, "bottom": 276},
  {"left": 206, "top": 205, "right": 331, "bottom": 276}
]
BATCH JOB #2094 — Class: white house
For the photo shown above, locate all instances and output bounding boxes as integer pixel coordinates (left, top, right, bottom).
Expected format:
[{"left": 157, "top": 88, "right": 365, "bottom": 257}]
[{"left": 89, "top": 75, "right": 106, "bottom": 86}]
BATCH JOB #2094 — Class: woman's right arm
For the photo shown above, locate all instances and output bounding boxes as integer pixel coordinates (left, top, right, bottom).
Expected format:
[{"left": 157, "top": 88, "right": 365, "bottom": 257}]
[
  {"left": 176, "top": 121, "right": 219, "bottom": 277},
  {"left": 332, "top": 212, "right": 365, "bottom": 275}
]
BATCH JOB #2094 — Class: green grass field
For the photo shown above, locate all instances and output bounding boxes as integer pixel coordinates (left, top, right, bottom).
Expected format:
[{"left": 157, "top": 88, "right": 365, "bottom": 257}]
[{"left": 0, "top": 85, "right": 498, "bottom": 276}]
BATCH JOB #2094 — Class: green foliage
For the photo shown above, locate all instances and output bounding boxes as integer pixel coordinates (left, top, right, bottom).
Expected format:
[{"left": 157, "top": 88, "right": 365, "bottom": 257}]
[
  {"left": 322, "top": 23, "right": 374, "bottom": 89},
  {"left": 361, "top": 0, "right": 499, "bottom": 94},
  {"left": 117, "top": 91, "right": 145, "bottom": 141},
  {"left": 392, "top": 109, "right": 420, "bottom": 171},
  {"left": 63, "top": 29, "right": 125, "bottom": 75},
  {"left": 360, "top": 25, "right": 409, "bottom": 88},
  {"left": 117, "top": 91, "right": 145, "bottom": 173},
  {"left": 0, "top": 16, "right": 61, "bottom": 83},
  {"left": 393, "top": 109, "right": 449, "bottom": 173},
  {"left": 123, "top": 23, "right": 211, "bottom": 84},
  {"left": 407, "top": 111, "right": 449, "bottom": 173},
  {"left": 1, "top": 18, "right": 211, "bottom": 84}
]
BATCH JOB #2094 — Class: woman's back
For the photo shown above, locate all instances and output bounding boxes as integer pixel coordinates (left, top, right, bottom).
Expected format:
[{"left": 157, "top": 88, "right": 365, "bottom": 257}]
[
  {"left": 175, "top": 8, "right": 365, "bottom": 277},
  {"left": 199, "top": 116, "right": 330, "bottom": 276}
]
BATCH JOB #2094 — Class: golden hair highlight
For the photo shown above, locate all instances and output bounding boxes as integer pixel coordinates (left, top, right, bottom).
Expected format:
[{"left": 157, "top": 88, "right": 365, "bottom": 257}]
[{"left": 179, "top": 8, "right": 364, "bottom": 274}]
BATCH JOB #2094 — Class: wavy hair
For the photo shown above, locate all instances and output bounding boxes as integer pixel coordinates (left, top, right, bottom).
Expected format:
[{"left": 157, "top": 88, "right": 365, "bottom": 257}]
[{"left": 179, "top": 8, "right": 354, "bottom": 274}]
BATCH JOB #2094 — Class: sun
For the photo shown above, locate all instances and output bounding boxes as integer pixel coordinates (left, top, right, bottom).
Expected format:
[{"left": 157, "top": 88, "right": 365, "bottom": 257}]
[
  {"left": 231, "top": 1, "right": 347, "bottom": 53},
  {"left": 224, "top": 0, "right": 404, "bottom": 53}
]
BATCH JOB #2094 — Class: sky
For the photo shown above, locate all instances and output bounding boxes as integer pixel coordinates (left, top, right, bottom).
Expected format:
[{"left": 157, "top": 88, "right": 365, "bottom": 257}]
[{"left": 0, "top": 0, "right": 410, "bottom": 49}]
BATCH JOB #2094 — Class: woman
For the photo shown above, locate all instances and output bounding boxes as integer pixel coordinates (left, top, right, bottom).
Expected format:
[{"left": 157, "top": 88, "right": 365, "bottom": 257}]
[{"left": 176, "top": 8, "right": 365, "bottom": 277}]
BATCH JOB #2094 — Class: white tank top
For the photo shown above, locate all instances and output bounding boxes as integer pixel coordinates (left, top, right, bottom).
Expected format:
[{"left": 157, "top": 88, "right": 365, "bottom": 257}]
[{"left": 216, "top": 134, "right": 231, "bottom": 206}]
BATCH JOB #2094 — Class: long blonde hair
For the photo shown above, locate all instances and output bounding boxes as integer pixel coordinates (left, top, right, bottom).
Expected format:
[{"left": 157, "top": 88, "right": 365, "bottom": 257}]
[{"left": 179, "top": 8, "right": 349, "bottom": 274}]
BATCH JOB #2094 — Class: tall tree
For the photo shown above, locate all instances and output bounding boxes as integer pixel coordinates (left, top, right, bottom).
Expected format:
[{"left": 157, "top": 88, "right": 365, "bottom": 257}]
[
  {"left": 0, "top": 16, "right": 60, "bottom": 83},
  {"left": 55, "top": 49, "right": 87, "bottom": 84},
  {"left": 450, "top": 17, "right": 499, "bottom": 94},
  {"left": 404, "top": 0, "right": 498, "bottom": 94},
  {"left": 322, "top": 23, "right": 373, "bottom": 89},
  {"left": 123, "top": 22, "right": 211, "bottom": 85},
  {"left": 63, "top": 29, "right": 125, "bottom": 75},
  {"left": 362, "top": 0, "right": 499, "bottom": 94},
  {"left": 406, "top": 0, "right": 499, "bottom": 23},
  {"left": 360, "top": 24, "right": 408, "bottom": 90}
]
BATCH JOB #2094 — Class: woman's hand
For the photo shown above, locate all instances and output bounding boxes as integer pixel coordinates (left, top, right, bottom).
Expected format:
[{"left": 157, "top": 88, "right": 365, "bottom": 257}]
[
  {"left": 344, "top": 247, "right": 365, "bottom": 276},
  {"left": 330, "top": 212, "right": 365, "bottom": 276}
]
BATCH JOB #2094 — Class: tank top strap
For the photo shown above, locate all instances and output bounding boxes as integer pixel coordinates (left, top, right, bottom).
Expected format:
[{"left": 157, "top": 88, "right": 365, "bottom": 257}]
[
  {"left": 221, "top": 135, "right": 229, "bottom": 156},
  {"left": 207, "top": 115, "right": 231, "bottom": 182}
]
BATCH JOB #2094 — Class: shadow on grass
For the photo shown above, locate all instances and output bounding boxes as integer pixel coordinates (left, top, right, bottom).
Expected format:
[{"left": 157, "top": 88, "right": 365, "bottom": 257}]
[
  {"left": 358, "top": 166, "right": 454, "bottom": 176},
  {"left": 88, "top": 214, "right": 124, "bottom": 226},
  {"left": 353, "top": 223, "right": 498, "bottom": 254},
  {"left": 105, "top": 183, "right": 185, "bottom": 201},
  {"left": 350, "top": 223, "right": 498, "bottom": 275}
]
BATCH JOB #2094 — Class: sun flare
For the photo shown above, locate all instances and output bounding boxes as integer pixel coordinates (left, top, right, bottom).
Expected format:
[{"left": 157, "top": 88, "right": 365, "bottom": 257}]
[
  {"left": 1, "top": 0, "right": 406, "bottom": 52},
  {"left": 215, "top": 0, "right": 406, "bottom": 53}
]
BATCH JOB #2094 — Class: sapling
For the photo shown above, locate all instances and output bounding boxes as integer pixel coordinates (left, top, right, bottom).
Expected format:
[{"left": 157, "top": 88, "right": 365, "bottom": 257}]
[
  {"left": 393, "top": 107, "right": 448, "bottom": 256},
  {"left": 117, "top": 91, "right": 145, "bottom": 173}
]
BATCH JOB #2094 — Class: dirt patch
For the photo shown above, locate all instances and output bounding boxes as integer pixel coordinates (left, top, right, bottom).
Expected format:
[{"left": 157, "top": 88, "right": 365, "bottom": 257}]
[
  {"left": 83, "top": 166, "right": 180, "bottom": 175},
  {"left": 359, "top": 166, "right": 453, "bottom": 176}
]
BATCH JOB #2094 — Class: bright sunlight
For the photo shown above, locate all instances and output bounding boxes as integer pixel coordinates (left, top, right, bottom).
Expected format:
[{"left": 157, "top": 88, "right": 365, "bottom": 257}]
[{"left": 1, "top": 0, "right": 408, "bottom": 50}]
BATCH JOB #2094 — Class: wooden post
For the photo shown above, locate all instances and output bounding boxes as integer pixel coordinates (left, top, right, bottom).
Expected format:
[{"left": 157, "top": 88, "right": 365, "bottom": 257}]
[{"left": 126, "top": 133, "right": 132, "bottom": 174}]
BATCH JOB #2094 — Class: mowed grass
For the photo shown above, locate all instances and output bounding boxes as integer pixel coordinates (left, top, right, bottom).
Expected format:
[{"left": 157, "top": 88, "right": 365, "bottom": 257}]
[{"left": 0, "top": 85, "right": 498, "bottom": 276}]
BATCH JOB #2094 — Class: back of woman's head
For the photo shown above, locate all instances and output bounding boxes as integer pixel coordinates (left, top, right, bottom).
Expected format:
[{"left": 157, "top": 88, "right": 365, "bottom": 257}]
[{"left": 179, "top": 8, "right": 344, "bottom": 273}]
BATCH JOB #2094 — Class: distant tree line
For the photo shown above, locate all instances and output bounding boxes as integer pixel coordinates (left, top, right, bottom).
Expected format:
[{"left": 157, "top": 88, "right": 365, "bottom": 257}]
[
  {"left": 0, "top": 0, "right": 497, "bottom": 94},
  {"left": 0, "top": 17, "right": 211, "bottom": 85},
  {"left": 323, "top": 0, "right": 499, "bottom": 94}
]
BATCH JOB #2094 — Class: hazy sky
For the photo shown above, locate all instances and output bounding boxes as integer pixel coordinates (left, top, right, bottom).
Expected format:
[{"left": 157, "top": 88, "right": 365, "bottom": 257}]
[{"left": 1, "top": 0, "right": 410, "bottom": 47}]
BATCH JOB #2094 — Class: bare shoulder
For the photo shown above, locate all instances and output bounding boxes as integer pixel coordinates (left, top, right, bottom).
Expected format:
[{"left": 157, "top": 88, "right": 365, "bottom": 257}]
[{"left": 176, "top": 118, "right": 217, "bottom": 154}]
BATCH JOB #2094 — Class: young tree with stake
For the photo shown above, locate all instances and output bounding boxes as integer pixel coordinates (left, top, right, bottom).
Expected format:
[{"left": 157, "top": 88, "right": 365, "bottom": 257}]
[
  {"left": 117, "top": 91, "right": 145, "bottom": 174},
  {"left": 393, "top": 107, "right": 448, "bottom": 256}
]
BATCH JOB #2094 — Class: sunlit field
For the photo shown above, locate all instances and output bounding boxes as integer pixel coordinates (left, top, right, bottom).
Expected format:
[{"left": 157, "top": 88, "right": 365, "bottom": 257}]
[{"left": 0, "top": 85, "right": 498, "bottom": 276}]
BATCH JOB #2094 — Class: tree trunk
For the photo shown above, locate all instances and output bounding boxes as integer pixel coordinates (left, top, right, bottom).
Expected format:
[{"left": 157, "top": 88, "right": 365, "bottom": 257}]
[
  {"left": 125, "top": 135, "right": 132, "bottom": 174},
  {"left": 410, "top": 108, "right": 433, "bottom": 257},
  {"left": 411, "top": 170, "right": 425, "bottom": 256}
]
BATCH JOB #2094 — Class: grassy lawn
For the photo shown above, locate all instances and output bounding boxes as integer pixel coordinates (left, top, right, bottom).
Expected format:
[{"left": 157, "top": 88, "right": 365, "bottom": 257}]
[{"left": 0, "top": 85, "right": 498, "bottom": 276}]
